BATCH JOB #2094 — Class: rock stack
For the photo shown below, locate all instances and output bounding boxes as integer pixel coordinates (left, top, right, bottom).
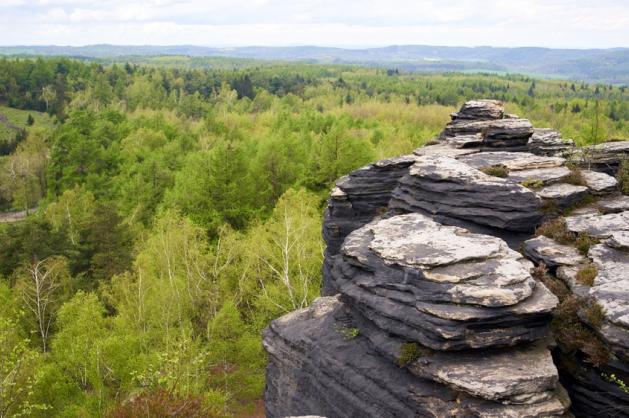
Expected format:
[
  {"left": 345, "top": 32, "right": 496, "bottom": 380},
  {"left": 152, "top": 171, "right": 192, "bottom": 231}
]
[
  {"left": 264, "top": 100, "right": 629, "bottom": 417},
  {"left": 265, "top": 213, "right": 570, "bottom": 417}
]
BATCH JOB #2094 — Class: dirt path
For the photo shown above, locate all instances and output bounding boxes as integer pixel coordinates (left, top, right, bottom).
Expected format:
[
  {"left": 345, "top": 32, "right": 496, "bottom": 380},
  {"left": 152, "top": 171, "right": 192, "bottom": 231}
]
[{"left": 0, "top": 208, "right": 36, "bottom": 223}]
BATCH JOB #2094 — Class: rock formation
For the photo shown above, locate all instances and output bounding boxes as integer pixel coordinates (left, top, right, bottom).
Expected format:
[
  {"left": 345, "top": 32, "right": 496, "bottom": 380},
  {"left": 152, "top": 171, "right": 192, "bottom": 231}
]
[{"left": 264, "top": 100, "right": 629, "bottom": 417}]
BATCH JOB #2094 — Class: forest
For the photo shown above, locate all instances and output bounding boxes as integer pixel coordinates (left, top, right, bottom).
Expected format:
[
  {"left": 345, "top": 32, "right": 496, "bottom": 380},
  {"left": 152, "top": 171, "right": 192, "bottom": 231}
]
[{"left": 1, "top": 56, "right": 629, "bottom": 417}]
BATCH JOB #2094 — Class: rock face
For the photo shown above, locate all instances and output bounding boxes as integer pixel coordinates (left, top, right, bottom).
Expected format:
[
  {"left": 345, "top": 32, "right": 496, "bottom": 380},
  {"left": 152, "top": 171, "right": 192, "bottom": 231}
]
[
  {"left": 265, "top": 215, "right": 570, "bottom": 418},
  {"left": 264, "top": 100, "right": 629, "bottom": 418}
]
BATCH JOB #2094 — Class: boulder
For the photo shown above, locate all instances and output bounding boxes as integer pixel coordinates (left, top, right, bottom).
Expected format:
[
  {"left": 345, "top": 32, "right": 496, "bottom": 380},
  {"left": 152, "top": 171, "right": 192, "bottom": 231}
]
[
  {"left": 581, "top": 170, "right": 618, "bottom": 195},
  {"left": 565, "top": 211, "right": 629, "bottom": 239},
  {"left": 537, "top": 184, "right": 589, "bottom": 209},
  {"left": 389, "top": 155, "right": 544, "bottom": 232},
  {"left": 523, "top": 236, "right": 585, "bottom": 269},
  {"left": 528, "top": 129, "right": 574, "bottom": 157},
  {"left": 598, "top": 195, "right": 629, "bottom": 214},
  {"left": 451, "top": 100, "right": 504, "bottom": 120}
]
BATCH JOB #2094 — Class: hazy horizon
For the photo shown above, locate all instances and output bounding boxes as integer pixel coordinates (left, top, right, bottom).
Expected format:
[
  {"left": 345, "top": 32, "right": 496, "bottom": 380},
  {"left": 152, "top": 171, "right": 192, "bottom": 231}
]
[{"left": 1, "top": 0, "right": 628, "bottom": 49}]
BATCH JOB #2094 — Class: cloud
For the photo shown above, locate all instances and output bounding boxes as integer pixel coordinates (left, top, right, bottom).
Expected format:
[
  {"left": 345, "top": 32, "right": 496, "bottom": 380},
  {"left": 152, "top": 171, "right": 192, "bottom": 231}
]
[{"left": 0, "top": 0, "right": 627, "bottom": 47}]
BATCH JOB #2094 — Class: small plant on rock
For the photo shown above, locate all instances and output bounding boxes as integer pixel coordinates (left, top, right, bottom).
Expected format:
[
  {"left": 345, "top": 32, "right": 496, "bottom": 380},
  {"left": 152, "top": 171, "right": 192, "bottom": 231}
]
[
  {"left": 563, "top": 164, "right": 587, "bottom": 186},
  {"left": 535, "top": 218, "right": 576, "bottom": 245},
  {"left": 601, "top": 373, "right": 629, "bottom": 394},
  {"left": 481, "top": 164, "right": 509, "bottom": 178},
  {"left": 398, "top": 342, "right": 422, "bottom": 366},
  {"left": 575, "top": 233, "right": 599, "bottom": 256},
  {"left": 576, "top": 264, "right": 598, "bottom": 286},
  {"left": 583, "top": 301, "right": 605, "bottom": 329},
  {"left": 336, "top": 326, "right": 360, "bottom": 340},
  {"left": 520, "top": 178, "right": 545, "bottom": 190}
]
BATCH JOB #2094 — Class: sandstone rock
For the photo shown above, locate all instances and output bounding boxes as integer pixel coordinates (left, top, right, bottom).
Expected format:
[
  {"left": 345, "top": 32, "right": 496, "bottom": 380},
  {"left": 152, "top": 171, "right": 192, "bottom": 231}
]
[
  {"left": 523, "top": 236, "right": 585, "bottom": 269},
  {"left": 581, "top": 170, "right": 618, "bottom": 195},
  {"left": 565, "top": 211, "right": 629, "bottom": 239},
  {"left": 457, "top": 152, "right": 565, "bottom": 171},
  {"left": 509, "top": 167, "right": 572, "bottom": 186},
  {"left": 330, "top": 214, "right": 557, "bottom": 351},
  {"left": 574, "top": 140, "right": 629, "bottom": 174},
  {"left": 441, "top": 118, "right": 534, "bottom": 147},
  {"left": 537, "top": 184, "right": 589, "bottom": 209},
  {"left": 588, "top": 244, "right": 629, "bottom": 360},
  {"left": 598, "top": 195, "right": 629, "bottom": 214},
  {"left": 528, "top": 129, "right": 574, "bottom": 157},
  {"left": 413, "top": 143, "right": 479, "bottom": 157},
  {"left": 606, "top": 231, "right": 629, "bottom": 251},
  {"left": 389, "top": 155, "right": 544, "bottom": 232},
  {"left": 451, "top": 100, "right": 504, "bottom": 120}
]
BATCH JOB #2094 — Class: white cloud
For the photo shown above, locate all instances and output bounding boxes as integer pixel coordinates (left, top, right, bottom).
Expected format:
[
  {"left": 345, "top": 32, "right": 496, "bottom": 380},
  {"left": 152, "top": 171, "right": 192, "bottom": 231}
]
[{"left": 0, "top": 0, "right": 627, "bottom": 47}]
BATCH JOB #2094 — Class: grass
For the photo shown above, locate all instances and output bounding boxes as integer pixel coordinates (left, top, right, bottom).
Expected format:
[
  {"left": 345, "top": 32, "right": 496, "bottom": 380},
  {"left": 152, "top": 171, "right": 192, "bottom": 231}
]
[
  {"left": 576, "top": 264, "right": 598, "bottom": 286},
  {"left": 520, "top": 178, "right": 545, "bottom": 190},
  {"left": 335, "top": 326, "right": 360, "bottom": 340},
  {"left": 575, "top": 233, "right": 599, "bottom": 256},
  {"left": 398, "top": 342, "right": 423, "bottom": 366},
  {"left": 535, "top": 218, "right": 576, "bottom": 245},
  {"left": 0, "top": 105, "right": 54, "bottom": 154},
  {"left": 583, "top": 302, "right": 606, "bottom": 329},
  {"left": 481, "top": 164, "right": 509, "bottom": 178}
]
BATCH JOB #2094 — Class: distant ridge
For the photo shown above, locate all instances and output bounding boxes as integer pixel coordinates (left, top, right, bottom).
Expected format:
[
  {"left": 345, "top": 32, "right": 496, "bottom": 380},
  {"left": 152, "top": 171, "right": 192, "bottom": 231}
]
[{"left": 1, "top": 44, "right": 628, "bottom": 84}]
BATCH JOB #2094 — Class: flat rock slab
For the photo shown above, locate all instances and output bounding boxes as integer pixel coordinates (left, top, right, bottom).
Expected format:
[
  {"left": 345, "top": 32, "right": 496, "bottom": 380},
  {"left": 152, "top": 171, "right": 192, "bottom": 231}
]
[
  {"left": 565, "top": 211, "right": 629, "bottom": 239},
  {"left": 389, "top": 155, "right": 543, "bottom": 232},
  {"left": 528, "top": 129, "right": 574, "bottom": 157},
  {"left": 451, "top": 100, "right": 504, "bottom": 120},
  {"left": 606, "top": 231, "right": 629, "bottom": 251},
  {"left": 598, "top": 195, "right": 629, "bottom": 214},
  {"left": 408, "top": 342, "right": 559, "bottom": 404},
  {"left": 537, "top": 183, "right": 588, "bottom": 208},
  {"left": 581, "top": 170, "right": 618, "bottom": 195},
  {"left": 414, "top": 144, "right": 479, "bottom": 157},
  {"left": 508, "top": 167, "right": 572, "bottom": 186},
  {"left": 524, "top": 236, "right": 585, "bottom": 269},
  {"left": 458, "top": 152, "right": 565, "bottom": 171}
]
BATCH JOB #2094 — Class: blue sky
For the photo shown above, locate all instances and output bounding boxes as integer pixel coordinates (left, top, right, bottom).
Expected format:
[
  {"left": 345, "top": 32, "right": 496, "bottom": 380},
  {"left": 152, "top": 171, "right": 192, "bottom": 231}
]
[{"left": 1, "top": 0, "right": 627, "bottom": 48}]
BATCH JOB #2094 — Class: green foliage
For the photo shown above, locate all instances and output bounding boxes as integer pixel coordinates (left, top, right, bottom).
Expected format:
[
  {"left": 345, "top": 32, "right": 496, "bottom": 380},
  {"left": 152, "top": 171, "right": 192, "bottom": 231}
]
[
  {"left": 336, "top": 326, "right": 360, "bottom": 340},
  {"left": 480, "top": 164, "right": 509, "bottom": 178},
  {"left": 398, "top": 342, "right": 423, "bottom": 366},
  {"left": 1, "top": 55, "right": 629, "bottom": 415},
  {"left": 575, "top": 233, "right": 599, "bottom": 256},
  {"left": 535, "top": 218, "right": 576, "bottom": 245},
  {"left": 520, "top": 178, "right": 545, "bottom": 189},
  {"left": 601, "top": 373, "right": 629, "bottom": 395}
]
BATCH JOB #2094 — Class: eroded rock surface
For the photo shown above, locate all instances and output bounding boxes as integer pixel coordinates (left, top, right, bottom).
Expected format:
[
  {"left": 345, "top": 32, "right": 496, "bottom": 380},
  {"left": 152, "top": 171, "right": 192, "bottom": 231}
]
[{"left": 265, "top": 100, "right": 629, "bottom": 418}]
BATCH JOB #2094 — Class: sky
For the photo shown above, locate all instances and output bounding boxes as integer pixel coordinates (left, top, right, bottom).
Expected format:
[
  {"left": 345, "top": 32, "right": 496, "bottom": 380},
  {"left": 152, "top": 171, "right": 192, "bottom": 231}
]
[{"left": 0, "top": 0, "right": 627, "bottom": 48}]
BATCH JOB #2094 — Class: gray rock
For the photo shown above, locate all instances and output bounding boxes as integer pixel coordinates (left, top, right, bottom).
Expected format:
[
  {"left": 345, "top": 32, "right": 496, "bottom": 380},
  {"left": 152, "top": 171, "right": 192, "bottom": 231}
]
[
  {"left": 573, "top": 140, "right": 629, "bottom": 174},
  {"left": 457, "top": 151, "right": 565, "bottom": 171},
  {"left": 451, "top": 100, "right": 504, "bottom": 120},
  {"left": 565, "top": 211, "right": 629, "bottom": 239},
  {"left": 528, "top": 129, "right": 574, "bottom": 157},
  {"left": 581, "top": 170, "right": 618, "bottom": 195},
  {"left": 508, "top": 167, "right": 572, "bottom": 186},
  {"left": 606, "top": 231, "right": 629, "bottom": 251},
  {"left": 537, "top": 183, "right": 589, "bottom": 209},
  {"left": 523, "top": 236, "right": 585, "bottom": 269},
  {"left": 389, "top": 155, "right": 544, "bottom": 232},
  {"left": 413, "top": 143, "right": 480, "bottom": 157},
  {"left": 598, "top": 195, "right": 629, "bottom": 214},
  {"left": 588, "top": 244, "right": 629, "bottom": 360},
  {"left": 441, "top": 119, "right": 534, "bottom": 149}
]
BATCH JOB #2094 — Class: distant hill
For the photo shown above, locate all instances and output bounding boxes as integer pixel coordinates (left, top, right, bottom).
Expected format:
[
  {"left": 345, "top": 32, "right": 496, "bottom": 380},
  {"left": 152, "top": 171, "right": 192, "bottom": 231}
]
[{"left": 1, "top": 44, "right": 628, "bottom": 84}]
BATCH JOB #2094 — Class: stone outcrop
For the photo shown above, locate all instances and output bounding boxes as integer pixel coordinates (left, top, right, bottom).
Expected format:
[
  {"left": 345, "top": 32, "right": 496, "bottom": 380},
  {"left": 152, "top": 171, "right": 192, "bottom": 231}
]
[{"left": 264, "top": 100, "right": 629, "bottom": 418}]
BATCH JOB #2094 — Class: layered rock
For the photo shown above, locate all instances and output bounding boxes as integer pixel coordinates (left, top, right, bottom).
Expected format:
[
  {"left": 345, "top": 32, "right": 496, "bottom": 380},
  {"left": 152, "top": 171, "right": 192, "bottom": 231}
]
[
  {"left": 265, "top": 214, "right": 570, "bottom": 417},
  {"left": 265, "top": 100, "right": 629, "bottom": 418}
]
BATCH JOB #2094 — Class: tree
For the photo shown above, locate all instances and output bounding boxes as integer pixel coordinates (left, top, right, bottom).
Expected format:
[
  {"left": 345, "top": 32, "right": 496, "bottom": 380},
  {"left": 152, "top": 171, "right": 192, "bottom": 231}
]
[
  {"left": 26, "top": 114, "right": 35, "bottom": 126},
  {"left": 15, "top": 256, "right": 70, "bottom": 352},
  {"left": 40, "top": 85, "right": 56, "bottom": 113}
]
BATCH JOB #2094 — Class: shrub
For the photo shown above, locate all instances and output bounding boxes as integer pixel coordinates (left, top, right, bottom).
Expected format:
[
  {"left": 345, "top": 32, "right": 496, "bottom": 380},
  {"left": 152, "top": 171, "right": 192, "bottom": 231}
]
[
  {"left": 576, "top": 264, "right": 598, "bottom": 286},
  {"left": 575, "top": 233, "right": 599, "bottom": 256},
  {"left": 107, "top": 390, "right": 215, "bottom": 418},
  {"left": 398, "top": 342, "right": 422, "bottom": 366},
  {"left": 520, "top": 178, "right": 545, "bottom": 189},
  {"left": 601, "top": 373, "right": 629, "bottom": 394},
  {"left": 583, "top": 302, "right": 605, "bottom": 329},
  {"left": 552, "top": 296, "right": 609, "bottom": 367},
  {"left": 532, "top": 262, "right": 570, "bottom": 299},
  {"left": 535, "top": 218, "right": 576, "bottom": 245},
  {"left": 481, "top": 164, "right": 509, "bottom": 178},
  {"left": 336, "top": 326, "right": 360, "bottom": 340}
]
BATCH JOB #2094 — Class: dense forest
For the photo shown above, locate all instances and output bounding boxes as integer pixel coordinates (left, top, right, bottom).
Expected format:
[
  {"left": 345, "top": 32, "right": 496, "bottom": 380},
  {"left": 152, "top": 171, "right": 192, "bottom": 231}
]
[{"left": 1, "top": 56, "right": 628, "bottom": 417}]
